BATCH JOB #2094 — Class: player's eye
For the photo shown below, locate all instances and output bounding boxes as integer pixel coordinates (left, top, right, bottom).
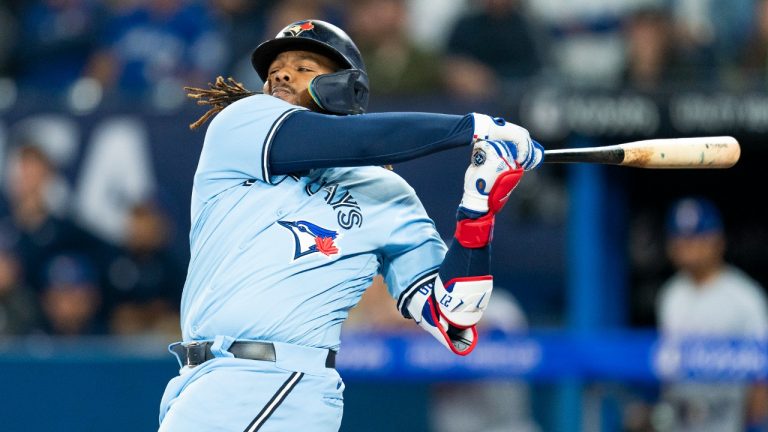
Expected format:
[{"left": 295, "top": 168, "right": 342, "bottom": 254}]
[{"left": 297, "top": 66, "right": 314, "bottom": 72}]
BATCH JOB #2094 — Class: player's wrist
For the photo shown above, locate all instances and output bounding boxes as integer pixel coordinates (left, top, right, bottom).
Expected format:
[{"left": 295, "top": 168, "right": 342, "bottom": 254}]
[
  {"left": 457, "top": 205, "right": 488, "bottom": 220},
  {"left": 454, "top": 213, "right": 495, "bottom": 248}
]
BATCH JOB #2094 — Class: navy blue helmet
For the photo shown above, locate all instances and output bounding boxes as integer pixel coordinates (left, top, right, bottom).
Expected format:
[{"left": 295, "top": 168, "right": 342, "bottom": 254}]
[{"left": 251, "top": 19, "right": 369, "bottom": 115}]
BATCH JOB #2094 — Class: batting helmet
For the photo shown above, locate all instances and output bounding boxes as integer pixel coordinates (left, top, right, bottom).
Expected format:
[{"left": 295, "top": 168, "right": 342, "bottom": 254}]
[{"left": 251, "top": 19, "right": 369, "bottom": 115}]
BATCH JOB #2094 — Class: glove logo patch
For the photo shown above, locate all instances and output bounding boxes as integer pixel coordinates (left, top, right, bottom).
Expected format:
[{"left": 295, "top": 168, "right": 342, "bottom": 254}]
[
  {"left": 472, "top": 148, "right": 486, "bottom": 166},
  {"left": 278, "top": 220, "right": 340, "bottom": 260}
]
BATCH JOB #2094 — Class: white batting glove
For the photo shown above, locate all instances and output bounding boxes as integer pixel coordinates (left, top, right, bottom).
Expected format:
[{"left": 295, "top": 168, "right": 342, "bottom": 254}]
[
  {"left": 453, "top": 139, "right": 524, "bottom": 248},
  {"left": 471, "top": 113, "right": 543, "bottom": 171},
  {"left": 405, "top": 275, "right": 493, "bottom": 356},
  {"left": 460, "top": 139, "right": 522, "bottom": 215}
]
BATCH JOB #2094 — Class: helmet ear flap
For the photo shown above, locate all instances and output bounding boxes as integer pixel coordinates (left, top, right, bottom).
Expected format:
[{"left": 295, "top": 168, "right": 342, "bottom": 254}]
[{"left": 308, "top": 69, "right": 369, "bottom": 115}]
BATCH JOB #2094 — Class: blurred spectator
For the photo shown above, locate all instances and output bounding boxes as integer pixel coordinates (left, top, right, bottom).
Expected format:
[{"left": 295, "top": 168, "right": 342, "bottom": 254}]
[
  {"left": 346, "top": 0, "right": 441, "bottom": 97},
  {"left": 40, "top": 253, "right": 105, "bottom": 336},
  {"left": 0, "top": 231, "right": 41, "bottom": 335},
  {"left": 15, "top": 0, "right": 105, "bottom": 93},
  {"left": 1, "top": 140, "right": 107, "bottom": 293},
  {"left": 84, "top": 0, "right": 226, "bottom": 98},
  {"left": 671, "top": 0, "right": 753, "bottom": 72},
  {"left": 620, "top": 6, "right": 690, "bottom": 92},
  {"left": 655, "top": 197, "right": 768, "bottom": 432},
  {"left": 739, "top": 0, "right": 768, "bottom": 88},
  {"left": 442, "top": 0, "right": 543, "bottom": 101},
  {"left": 105, "top": 202, "right": 182, "bottom": 338}
]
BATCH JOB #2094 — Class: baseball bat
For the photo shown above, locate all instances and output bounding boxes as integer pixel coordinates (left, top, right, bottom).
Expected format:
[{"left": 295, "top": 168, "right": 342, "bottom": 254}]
[{"left": 543, "top": 136, "right": 740, "bottom": 168}]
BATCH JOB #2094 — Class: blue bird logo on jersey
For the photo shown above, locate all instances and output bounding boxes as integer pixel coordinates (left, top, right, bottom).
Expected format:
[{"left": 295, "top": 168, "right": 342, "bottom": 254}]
[{"left": 278, "top": 220, "right": 340, "bottom": 260}]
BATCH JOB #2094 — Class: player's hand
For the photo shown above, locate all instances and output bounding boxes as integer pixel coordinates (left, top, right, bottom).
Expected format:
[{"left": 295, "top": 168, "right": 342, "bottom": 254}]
[
  {"left": 405, "top": 275, "right": 492, "bottom": 356},
  {"left": 459, "top": 139, "right": 524, "bottom": 216},
  {"left": 471, "top": 113, "right": 544, "bottom": 171}
]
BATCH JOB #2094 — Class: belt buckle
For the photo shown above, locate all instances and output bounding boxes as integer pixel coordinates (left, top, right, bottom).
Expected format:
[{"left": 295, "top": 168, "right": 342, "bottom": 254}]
[{"left": 185, "top": 342, "right": 207, "bottom": 367}]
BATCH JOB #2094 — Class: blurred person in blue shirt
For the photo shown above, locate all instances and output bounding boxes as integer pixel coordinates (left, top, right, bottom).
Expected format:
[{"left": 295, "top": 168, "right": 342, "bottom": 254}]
[
  {"left": 85, "top": 0, "right": 226, "bottom": 96},
  {"left": 15, "top": 0, "right": 106, "bottom": 93}
]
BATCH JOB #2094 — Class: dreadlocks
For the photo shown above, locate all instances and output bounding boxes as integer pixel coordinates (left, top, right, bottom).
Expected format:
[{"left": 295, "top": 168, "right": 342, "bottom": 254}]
[{"left": 184, "top": 76, "right": 258, "bottom": 130}]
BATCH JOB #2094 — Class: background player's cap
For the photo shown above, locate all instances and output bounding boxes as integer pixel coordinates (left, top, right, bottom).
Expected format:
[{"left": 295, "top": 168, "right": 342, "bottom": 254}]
[
  {"left": 665, "top": 196, "right": 723, "bottom": 238},
  {"left": 44, "top": 253, "right": 97, "bottom": 289}
]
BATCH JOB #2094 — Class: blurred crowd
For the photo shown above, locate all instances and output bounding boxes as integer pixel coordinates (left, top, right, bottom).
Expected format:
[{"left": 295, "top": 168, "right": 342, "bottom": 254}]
[
  {"left": 0, "top": 0, "right": 764, "bottom": 335},
  {"left": 0, "top": 1, "right": 766, "bottom": 431},
  {"left": 2, "top": 0, "right": 768, "bottom": 111},
  {"left": 0, "top": 137, "right": 184, "bottom": 339}
]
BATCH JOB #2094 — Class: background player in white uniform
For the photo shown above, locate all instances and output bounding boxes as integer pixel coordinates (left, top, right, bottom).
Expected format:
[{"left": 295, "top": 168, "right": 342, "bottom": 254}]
[
  {"left": 158, "top": 20, "right": 543, "bottom": 432},
  {"left": 656, "top": 197, "right": 768, "bottom": 432}
]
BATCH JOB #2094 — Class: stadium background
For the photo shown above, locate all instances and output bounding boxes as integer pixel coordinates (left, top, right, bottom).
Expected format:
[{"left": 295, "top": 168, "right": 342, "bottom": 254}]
[{"left": 0, "top": 0, "right": 767, "bottom": 431}]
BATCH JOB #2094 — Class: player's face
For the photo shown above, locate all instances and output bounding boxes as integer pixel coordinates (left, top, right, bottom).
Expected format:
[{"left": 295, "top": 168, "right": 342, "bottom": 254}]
[
  {"left": 264, "top": 50, "right": 338, "bottom": 109},
  {"left": 667, "top": 233, "right": 725, "bottom": 275}
]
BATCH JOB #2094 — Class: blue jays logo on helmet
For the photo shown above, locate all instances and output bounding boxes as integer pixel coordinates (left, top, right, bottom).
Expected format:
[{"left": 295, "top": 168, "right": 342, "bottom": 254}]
[
  {"left": 284, "top": 20, "right": 315, "bottom": 37},
  {"left": 278, "top": 220, "right": 340, "bottom": 260}
]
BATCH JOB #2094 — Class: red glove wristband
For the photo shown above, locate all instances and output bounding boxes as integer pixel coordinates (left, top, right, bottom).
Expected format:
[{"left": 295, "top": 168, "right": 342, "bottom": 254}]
[{"left": 454, "top": 213, "right": 495, "bottom": 248}]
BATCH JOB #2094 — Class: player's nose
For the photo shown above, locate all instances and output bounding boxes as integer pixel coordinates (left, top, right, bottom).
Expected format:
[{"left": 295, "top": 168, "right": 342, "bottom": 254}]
[{"left": 273, "top": 68, "right": 291, "bottom": 83}]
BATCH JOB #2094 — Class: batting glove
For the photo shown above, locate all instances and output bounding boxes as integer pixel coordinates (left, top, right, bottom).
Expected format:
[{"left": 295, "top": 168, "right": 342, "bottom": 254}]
[
  {"left": 471, "top": 113, "right": 544, "bottom": 171},
  {"left": 405, "top": 275, "right": 493, "bottom": 356},
  {"left": 455, "top": 139, "right": 524, "bottom": 248}
]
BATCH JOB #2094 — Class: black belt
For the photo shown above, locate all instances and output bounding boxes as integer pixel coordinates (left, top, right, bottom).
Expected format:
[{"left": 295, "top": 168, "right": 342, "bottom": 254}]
[{"left": 170, "top": 341, "right": 336, "bottom": 368}]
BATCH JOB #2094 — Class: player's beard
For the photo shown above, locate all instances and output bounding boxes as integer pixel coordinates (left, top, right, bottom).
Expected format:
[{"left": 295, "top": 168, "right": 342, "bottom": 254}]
[
  {"left": 296, "top": 88, "right": 329, "bottom": 113},
  {"left": 271, "top": 85, "right": 322, "bottom": 112}
]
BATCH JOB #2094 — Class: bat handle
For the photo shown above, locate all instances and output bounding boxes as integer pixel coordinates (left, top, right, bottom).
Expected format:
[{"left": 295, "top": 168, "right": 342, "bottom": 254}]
[{"left": 544, "top": 146, "right": 625, "bottom": 165}]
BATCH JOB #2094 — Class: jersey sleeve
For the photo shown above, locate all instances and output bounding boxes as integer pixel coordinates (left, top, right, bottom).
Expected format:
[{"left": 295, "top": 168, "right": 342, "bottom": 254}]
[
  {"left": 376, "top": 178, "right": 447, "bottom": 313},
  {"left": 193, "top": 94, "right": 305, "bottom": 201}
]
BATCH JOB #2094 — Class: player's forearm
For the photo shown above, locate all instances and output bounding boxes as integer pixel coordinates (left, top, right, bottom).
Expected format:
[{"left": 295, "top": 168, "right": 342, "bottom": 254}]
[
  {"left": 438, "top": 223, "right": 491, "bottom": 282},
  {"left": 269, "top": 111, "right": 474, "bottom": 174}
]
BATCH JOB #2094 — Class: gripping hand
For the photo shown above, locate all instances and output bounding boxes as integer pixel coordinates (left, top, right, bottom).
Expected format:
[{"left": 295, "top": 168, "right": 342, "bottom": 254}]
[
  {"left": 460, "top": 139, "right": 523, "bottom": 215},
  {"left": 471, "top": 113, "right": 543, "bottom": 171},
  {"left": 405, "top": 275, "right": 493, "bottom": 356},
  {"left": 455, "top": 139, "right": 524, "bottom": 248}
]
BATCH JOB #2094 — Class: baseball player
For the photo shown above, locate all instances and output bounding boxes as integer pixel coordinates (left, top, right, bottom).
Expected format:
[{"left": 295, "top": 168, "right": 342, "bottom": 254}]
[
  {"left": 657, "top": 197, "right": 768, "bottom": 432},
  {"left": 158, "top": 20, "right": 544, "bottom": 432}
]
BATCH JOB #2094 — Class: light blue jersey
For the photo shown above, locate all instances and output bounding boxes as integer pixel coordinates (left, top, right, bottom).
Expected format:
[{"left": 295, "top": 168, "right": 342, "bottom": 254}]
[
  {"left": 181, "top": 94, "right": 447, "bottom": 350},
  {"left": 160, "top": 94, "right": 448, "bottom": 431}
]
